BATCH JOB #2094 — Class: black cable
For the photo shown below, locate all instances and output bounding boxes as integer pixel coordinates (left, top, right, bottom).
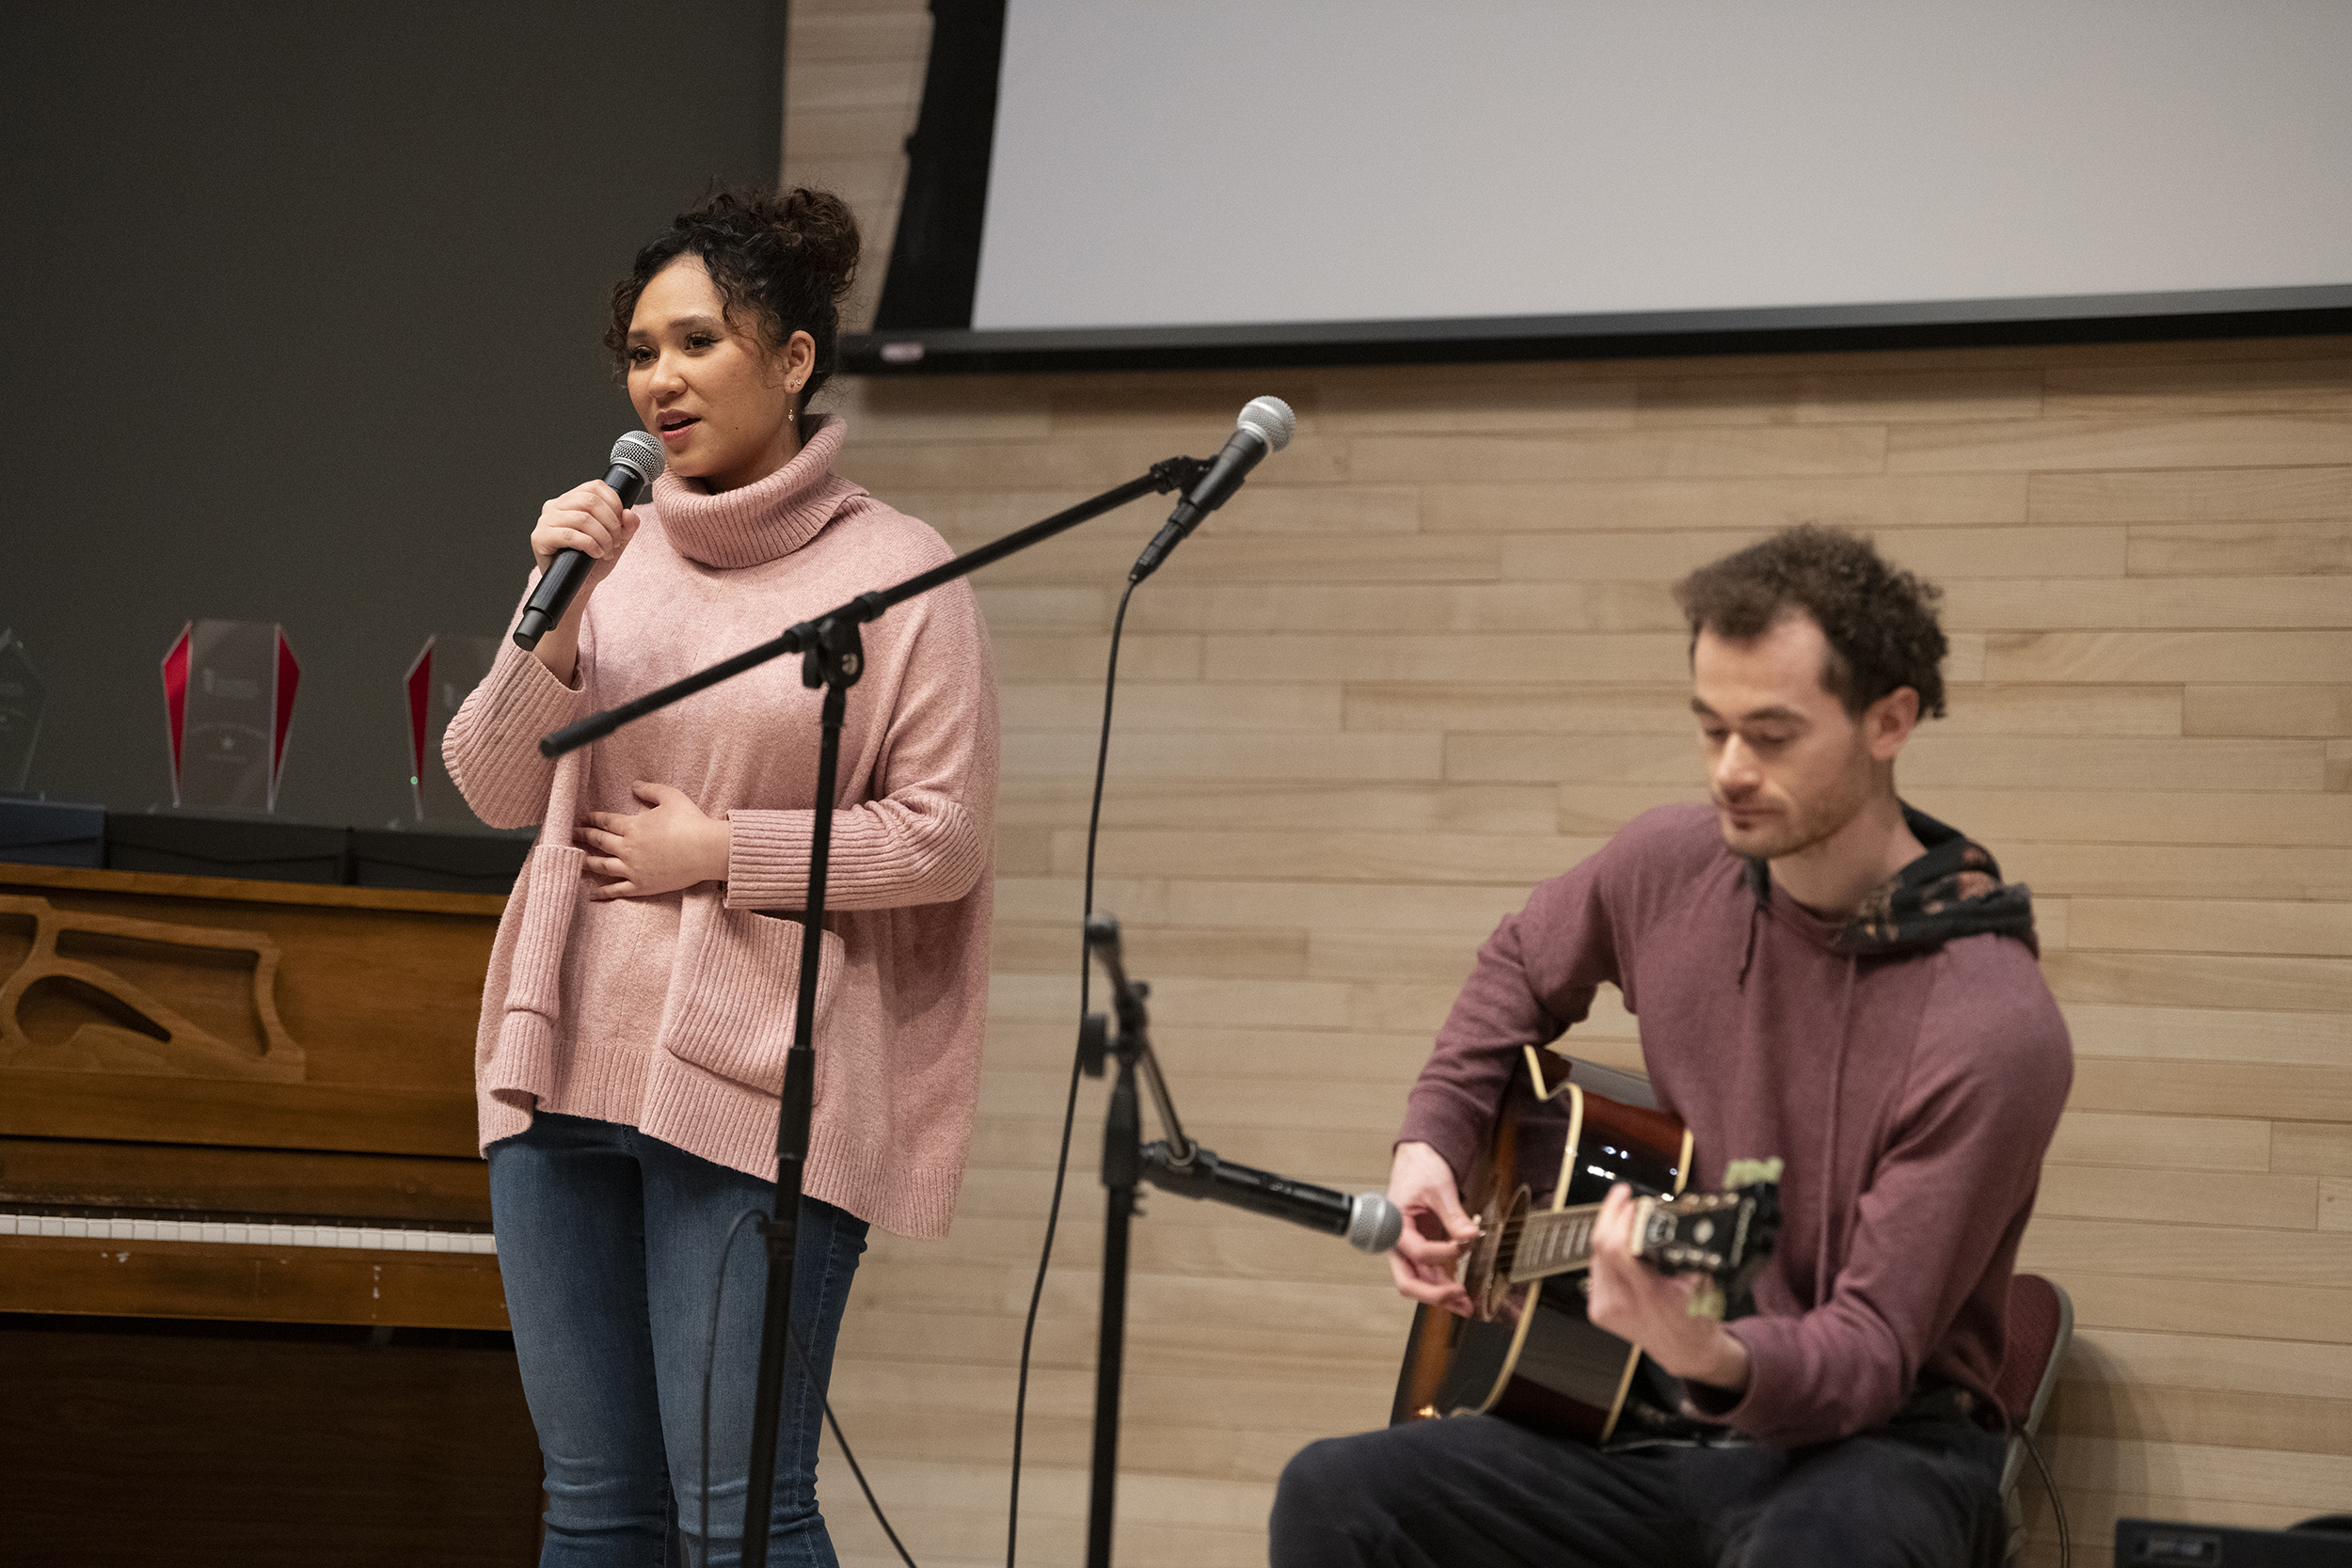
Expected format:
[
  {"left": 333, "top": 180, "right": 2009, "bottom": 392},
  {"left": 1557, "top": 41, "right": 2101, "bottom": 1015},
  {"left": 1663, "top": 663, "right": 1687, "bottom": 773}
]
[
  {"left": 2021, "top": 1427, "right": 2070, "bottom": 1568},
  {"left": 702, "top": 1207, "right": 766, "bottom": 1568},
  {"left": 1006, "top": 578, "right": 1141, "bottom": 1568},
  {"left": 700, "top": 1203, "right": 919, "bottom": 1568}
]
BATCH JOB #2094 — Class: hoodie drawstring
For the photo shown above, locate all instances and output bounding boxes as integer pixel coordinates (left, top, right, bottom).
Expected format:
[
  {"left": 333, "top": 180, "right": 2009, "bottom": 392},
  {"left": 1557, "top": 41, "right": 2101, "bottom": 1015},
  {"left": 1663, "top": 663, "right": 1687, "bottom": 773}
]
[
  {"left": 1737, "top": 856, "right": 1768, "bottom": 988},
  {"left": 1815, "top": 952, "right": 1858, "bottom": 1302}
]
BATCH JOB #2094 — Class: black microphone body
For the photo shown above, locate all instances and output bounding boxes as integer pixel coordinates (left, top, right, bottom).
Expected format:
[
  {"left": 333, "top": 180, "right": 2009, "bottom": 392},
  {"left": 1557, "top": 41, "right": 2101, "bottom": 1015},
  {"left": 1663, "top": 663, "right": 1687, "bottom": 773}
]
[
  {"left": 514, "top": 435, "right": 665, "bottom": 651},
  {"left": 1140, "top": 1140, "right": 1403, "bottom": 1253}
]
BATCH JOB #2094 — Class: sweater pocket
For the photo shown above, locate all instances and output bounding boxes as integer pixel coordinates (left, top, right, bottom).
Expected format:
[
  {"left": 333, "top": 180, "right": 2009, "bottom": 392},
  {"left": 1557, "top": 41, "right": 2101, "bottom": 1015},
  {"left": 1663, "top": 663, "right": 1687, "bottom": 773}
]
[{"left": 654, "top": 893, "right": 844, "bottom": 1096}]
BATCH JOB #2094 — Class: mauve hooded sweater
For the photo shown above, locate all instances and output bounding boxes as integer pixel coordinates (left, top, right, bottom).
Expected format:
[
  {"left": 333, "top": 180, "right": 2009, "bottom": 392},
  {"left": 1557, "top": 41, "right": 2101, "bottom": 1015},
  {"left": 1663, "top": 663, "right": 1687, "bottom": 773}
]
[
  {"left": 1399, "top": 802, "right": 2072, "bottom": 1448},
  {"left": 444, "top": 417, "right": 997, "bottom": 1239}
]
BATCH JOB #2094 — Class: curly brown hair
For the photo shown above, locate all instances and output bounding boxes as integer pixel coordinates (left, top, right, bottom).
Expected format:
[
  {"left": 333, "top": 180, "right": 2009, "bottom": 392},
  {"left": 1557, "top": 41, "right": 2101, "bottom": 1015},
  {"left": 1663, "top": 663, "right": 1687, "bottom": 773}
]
[
  {"left": 604, "top": 184, "right": 860, "bottom": 411},
  {"left": 1673, "top": 525, "right": 1947, "bottom": 719}
]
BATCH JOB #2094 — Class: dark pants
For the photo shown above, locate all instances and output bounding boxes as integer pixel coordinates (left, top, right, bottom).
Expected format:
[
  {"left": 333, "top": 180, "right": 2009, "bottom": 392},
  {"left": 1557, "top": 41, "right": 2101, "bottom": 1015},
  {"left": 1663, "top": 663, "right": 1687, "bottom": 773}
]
[{"left": 1271, "top": 1404, "right": 2007, "bottom": 1568}]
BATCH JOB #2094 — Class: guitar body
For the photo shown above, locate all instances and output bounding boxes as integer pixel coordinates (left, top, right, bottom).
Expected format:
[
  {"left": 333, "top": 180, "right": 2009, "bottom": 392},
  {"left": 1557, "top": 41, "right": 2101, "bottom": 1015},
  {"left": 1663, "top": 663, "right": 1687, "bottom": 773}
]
[{"left": 1390, "top": 1047, "right": 1700, "bottom": 1446}]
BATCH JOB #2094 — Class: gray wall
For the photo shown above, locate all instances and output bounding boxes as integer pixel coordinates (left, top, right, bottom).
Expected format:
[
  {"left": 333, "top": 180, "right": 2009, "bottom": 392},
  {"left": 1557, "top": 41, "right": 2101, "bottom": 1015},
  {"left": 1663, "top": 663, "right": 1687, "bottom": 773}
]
[{"left": 3, "top": 1, "right": 786, "bottom": 828}]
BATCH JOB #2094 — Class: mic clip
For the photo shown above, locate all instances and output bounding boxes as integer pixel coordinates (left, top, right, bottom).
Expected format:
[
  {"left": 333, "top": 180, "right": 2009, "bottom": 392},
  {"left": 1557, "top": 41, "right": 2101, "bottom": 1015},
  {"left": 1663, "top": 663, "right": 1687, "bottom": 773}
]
[{"left": 1150, "top": 454, "right": 1211, "bottom": 495}]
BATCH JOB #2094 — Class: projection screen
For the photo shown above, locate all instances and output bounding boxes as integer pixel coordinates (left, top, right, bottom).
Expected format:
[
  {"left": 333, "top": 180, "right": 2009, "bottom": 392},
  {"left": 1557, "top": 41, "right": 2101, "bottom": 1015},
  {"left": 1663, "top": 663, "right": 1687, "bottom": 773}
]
[{"left": 848, "top": 0, "right": 2352, "bottom": 372}]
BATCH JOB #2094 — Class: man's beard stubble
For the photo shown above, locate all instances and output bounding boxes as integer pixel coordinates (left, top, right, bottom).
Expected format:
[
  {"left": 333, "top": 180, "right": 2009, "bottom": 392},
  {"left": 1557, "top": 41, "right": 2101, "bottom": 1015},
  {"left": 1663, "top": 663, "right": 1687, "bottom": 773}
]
[{"left": 1711, "top": 736, "right": 1878, "bottom": 865}]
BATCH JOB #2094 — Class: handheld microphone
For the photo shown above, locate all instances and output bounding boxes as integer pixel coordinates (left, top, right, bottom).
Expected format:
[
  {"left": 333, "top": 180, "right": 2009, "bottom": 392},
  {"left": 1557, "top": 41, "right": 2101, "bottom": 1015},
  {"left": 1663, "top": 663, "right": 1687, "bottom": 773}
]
[
  {"left": 1129, "top": 396, "right": 1296, "bottom": 584},
  {"left": 1141, "top": 1140, "right": 1405, "bottom": 1255},
  {"left": 513, "top": 430, "right": 667, "bottom": 651}
]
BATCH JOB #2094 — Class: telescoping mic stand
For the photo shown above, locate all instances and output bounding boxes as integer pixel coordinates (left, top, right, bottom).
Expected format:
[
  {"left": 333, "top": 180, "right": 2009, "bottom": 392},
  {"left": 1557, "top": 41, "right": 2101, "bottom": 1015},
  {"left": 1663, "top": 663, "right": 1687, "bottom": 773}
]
[
  {"left": 1076, "top": 916, "right": 1403, "bottom": 1568},
  {"left": 537, "top": 455, "right": 1207, "bottom": 1568},
  {"left": 1075, "top": 913, "right": 1192, "bottom": 1568}
]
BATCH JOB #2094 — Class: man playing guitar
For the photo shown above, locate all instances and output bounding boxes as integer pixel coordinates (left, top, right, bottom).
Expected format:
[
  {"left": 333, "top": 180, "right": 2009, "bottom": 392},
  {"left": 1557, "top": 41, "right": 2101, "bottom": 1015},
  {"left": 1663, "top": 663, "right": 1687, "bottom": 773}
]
[{"left": 1272, "top": 527, "right": 2072, "bottom": 1568}]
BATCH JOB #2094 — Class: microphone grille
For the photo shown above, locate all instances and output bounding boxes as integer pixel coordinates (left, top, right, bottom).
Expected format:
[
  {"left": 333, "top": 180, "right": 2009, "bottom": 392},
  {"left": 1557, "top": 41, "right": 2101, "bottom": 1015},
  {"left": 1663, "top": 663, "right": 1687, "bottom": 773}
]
[
  {"left": 1237, "top": 395, "right": 1296, "bottom": 452},
  {"left": 1348, "top": 1193, "right": 1405, "bottom": 1254},
  {"left": 610, "top": 429, "right": 666, "bottom": 487}
]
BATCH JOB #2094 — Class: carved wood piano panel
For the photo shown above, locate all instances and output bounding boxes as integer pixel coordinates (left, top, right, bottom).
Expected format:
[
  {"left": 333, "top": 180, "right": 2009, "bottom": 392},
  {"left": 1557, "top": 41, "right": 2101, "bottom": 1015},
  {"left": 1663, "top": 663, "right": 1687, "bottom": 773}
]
[{"left": 0, "top": 862, "right": 508, "bottom": 1330}]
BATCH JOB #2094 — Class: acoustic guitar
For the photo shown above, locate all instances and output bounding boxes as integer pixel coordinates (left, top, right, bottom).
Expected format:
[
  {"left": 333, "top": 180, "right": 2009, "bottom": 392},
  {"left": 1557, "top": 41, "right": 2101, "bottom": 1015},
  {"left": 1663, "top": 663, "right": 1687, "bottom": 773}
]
[{"left": 1390, "top": 1046, "right": 1781, "bottom": 1446}]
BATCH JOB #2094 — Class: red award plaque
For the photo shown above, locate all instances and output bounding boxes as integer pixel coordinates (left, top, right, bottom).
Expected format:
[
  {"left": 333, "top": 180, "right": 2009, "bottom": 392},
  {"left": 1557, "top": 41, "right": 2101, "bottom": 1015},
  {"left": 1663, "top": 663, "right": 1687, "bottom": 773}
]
[{"left": 161, "top": 620, "right": 301, "bottom": 812}]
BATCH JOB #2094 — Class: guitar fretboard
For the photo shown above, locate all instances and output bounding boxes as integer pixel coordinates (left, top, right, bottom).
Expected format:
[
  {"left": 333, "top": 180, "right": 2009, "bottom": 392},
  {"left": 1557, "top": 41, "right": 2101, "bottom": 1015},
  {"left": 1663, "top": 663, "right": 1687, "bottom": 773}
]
[{"left": 1507, "top": 1203, "right": 1602, "bottom": 1282}]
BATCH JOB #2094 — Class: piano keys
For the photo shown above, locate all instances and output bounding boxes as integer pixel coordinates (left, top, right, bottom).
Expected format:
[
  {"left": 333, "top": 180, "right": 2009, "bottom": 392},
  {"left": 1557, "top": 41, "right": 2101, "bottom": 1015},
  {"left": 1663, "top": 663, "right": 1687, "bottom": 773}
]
[
  {"left": 0, "top": 1210, "right": 497, "bottom": 1252},
  {"left": 0, "top": 860, "right": 507, "bottom": 1326}
]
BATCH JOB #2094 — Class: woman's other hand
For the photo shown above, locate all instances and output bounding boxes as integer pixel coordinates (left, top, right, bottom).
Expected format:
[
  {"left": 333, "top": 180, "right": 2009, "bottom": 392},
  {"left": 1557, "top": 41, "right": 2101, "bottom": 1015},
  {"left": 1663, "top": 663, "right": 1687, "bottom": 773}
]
[
  {"left": 525, "top": 481, "right": 640, "bottom": 681},
  {"left": 578, "top": 782, "right": 729, "bottom": 900}
]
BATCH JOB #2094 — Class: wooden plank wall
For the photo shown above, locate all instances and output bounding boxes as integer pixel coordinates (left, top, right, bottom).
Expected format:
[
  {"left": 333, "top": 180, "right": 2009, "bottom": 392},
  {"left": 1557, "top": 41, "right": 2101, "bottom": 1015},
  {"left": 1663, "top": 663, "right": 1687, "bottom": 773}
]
[{"left": 788, "top": 5, "right": 2352, "bottom": 1564}]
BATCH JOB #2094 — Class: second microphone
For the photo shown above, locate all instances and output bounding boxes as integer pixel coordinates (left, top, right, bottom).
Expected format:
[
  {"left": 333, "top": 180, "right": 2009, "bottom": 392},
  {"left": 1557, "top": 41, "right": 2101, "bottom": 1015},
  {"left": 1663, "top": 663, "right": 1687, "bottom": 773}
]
[{"left": 1140, "top": 1139, "right": 1403, "bottom": 1254}]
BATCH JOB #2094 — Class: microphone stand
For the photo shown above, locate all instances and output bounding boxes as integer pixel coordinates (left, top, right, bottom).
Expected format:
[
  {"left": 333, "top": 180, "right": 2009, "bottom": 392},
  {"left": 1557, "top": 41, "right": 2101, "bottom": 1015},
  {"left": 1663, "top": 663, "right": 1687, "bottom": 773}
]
[
  {"left": 537, "top": 454, "right": 1207, "bottom": 1568},
  {"left": 1075, "top": 921, "right": 1194, "bottom": 1568}
]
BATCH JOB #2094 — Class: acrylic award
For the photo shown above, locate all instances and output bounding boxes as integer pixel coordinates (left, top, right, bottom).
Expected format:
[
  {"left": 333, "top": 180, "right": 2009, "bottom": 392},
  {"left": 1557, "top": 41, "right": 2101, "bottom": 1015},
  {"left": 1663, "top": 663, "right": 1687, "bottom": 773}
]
[
  {"left": 403, "top": 633, "right": 500, "bottom": 824},
  {"left": 0, "top": 628, "right": 45, "bottom": 792},
  {"left": 161, "top": 620, "right": 301, "bottom": 813}
]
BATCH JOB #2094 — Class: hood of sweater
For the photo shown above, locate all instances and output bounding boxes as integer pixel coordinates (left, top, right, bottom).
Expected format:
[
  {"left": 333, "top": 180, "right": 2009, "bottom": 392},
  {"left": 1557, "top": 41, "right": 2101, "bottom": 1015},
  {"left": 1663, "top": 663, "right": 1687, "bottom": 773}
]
[
  {"left": 1738, "top": 802, "right": 2037, "bottom": 960},
  {"left": 646, "top": 414, "right": 861, "bottom": 569}
]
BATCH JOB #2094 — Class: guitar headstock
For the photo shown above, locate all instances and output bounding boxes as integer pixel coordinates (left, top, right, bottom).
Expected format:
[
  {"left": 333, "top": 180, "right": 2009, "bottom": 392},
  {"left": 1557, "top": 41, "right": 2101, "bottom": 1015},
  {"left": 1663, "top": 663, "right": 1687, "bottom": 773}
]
[{"left": 1631, "top": 1183, "right": 1781, "bottom": 1285}]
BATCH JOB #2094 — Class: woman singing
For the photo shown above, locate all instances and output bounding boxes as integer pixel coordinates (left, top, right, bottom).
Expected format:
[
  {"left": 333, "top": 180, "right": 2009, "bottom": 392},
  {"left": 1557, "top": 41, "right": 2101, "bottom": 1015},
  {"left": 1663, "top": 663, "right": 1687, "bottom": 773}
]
[{"left": 446, "top": 186, "right": 997, "bottom": 1567}]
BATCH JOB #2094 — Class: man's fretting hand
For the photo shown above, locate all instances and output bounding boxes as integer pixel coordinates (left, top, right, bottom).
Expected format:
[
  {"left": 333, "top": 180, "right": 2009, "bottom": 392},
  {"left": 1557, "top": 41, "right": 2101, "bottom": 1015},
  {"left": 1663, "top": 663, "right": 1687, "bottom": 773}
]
[
  {"left": 1586, "top": 1183, "right": 1752, "bottom": 1393},
  {"left": 578, "top": 782, "right": 729, "bottom": 900},
  {"left": 1387, "top": 1141, "right": 1481, "bottom": 1316}
]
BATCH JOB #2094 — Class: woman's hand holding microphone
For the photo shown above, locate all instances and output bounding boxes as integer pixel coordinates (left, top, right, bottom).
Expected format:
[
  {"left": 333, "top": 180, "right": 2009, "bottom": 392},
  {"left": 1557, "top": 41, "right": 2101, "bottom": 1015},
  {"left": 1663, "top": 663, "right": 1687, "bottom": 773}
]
[{"left": 525, "top": 480, "right": 640, "bottom": 684}]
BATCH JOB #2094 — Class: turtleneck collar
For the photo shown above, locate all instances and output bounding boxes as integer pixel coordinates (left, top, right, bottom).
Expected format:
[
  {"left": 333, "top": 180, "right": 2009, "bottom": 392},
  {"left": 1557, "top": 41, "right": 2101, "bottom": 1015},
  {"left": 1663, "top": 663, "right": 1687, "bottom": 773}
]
[{"left": 647, "top": 414, "right": 854, "bottom": 569}]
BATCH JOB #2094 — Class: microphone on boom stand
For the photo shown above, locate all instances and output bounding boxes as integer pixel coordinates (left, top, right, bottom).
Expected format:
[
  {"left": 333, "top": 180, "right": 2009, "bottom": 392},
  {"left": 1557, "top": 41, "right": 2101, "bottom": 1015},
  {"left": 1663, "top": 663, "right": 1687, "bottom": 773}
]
[
  {"left": 1128, "top": 395, "right": 1296, "bottom": 584},
  {"left": 1084, "top": 912, "right": 1403, "bottom": 1255},
  {"left": 1141, "top": 1141, "right": 1404, "bottom": 1253}
]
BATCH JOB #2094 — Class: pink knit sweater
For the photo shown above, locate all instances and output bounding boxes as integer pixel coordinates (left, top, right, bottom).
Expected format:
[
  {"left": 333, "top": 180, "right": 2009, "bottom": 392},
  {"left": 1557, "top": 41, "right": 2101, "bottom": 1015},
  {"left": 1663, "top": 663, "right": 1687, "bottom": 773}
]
[{"left": 444, "top": 417, "right": 997, "bottom": 1239}]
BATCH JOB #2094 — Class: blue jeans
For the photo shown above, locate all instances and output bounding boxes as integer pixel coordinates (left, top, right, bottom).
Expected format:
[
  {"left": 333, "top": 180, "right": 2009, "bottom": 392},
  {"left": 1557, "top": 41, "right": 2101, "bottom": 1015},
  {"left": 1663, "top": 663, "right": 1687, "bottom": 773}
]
[{"left": 489, "top": 1111, "right": 868, "bottom": 1568}]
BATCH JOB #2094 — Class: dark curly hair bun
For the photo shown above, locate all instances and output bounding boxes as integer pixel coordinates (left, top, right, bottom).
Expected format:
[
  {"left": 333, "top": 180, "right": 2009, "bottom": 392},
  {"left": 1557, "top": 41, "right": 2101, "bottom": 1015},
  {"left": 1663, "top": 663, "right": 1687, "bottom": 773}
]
[
  {"left": 1674, "top": 524, "right": 1948, "bottom": 720},
  {"left": 605, "top": 184, "right": 863, "bottom": 410}
]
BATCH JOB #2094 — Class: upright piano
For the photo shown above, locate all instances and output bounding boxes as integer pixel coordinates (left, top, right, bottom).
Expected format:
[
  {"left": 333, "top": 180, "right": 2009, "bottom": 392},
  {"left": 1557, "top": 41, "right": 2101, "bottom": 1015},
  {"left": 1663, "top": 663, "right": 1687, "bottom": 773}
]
[
  {"left": 0, "top": 860, "right": 543, "bottom": 1566},
  {"left": 0, "top": 861, "right": 506, "bottom": 1325}
]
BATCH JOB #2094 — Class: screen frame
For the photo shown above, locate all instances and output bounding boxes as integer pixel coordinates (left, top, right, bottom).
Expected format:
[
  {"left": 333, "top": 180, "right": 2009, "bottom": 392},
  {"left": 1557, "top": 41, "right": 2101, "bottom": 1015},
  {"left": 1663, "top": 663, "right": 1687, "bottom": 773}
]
[{"left": 846, "top": 0, "right": 2352, "bottom": 377}]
